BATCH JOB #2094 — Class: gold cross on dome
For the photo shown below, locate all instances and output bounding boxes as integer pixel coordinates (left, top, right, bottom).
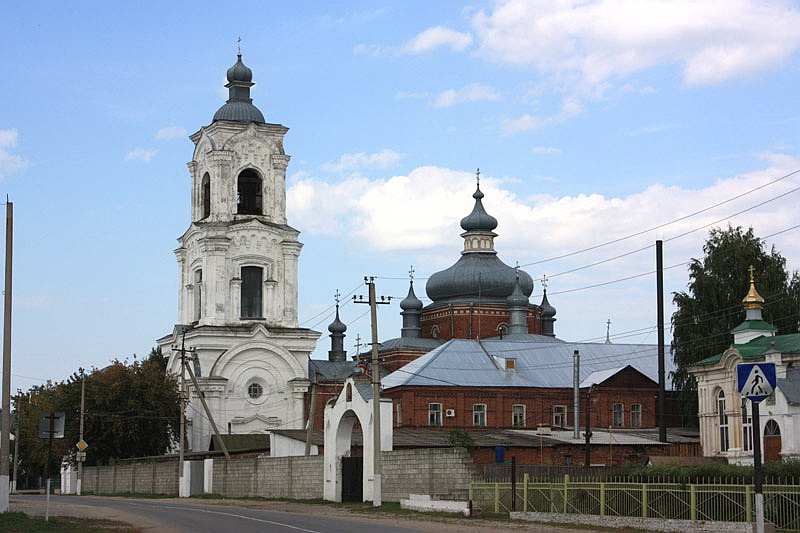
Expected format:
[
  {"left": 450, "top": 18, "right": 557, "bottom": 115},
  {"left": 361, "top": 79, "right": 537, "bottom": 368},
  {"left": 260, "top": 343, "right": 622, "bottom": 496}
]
[{"left": 748, "top": 264, "right": 756, "bottom": 283}]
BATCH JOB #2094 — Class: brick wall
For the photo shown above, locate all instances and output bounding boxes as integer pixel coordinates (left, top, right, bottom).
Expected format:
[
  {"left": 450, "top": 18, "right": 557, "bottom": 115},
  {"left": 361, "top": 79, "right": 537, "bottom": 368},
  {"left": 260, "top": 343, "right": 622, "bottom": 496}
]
[
  {"left": 382, "top": 448, "right": 479, "bottom": 501},
  {"left": 420, "top": 304, "right": 542, "bottom": 341},
  {"left": 213, "top": 455, "right": 325, "bottom": 499}
]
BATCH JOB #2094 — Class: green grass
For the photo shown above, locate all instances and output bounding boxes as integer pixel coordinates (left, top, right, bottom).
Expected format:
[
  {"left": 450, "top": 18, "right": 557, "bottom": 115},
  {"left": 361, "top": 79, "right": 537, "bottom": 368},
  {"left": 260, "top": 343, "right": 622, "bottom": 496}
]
[{"left": 0, "top": 511, "right": 143, "bottom": 532}]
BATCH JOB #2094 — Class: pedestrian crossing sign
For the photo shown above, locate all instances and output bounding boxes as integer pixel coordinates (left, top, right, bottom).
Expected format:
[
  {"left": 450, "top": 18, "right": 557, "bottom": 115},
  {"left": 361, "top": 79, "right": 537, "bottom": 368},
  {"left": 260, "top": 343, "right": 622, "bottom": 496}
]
[{"left": 737, "top": 363, "right": 776, "bottom": 402}]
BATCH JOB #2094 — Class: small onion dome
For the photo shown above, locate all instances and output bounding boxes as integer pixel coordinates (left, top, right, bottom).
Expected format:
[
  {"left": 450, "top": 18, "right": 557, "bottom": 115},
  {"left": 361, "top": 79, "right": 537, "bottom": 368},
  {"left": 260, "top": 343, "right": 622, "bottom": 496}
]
[
  {"left": 540, "top": 290, "right": 556, "bottom": 318},
  {"left": 506, "top": 275, "right": 529, "bottom": 306},
  {"left": 742, "top": 267, "right": 765, "bottom": 309},
  {"left": 227, "top": 53, "right": 253, "bottom": 83},
  {"left": 400, "top": 282, "right": 423, "bottom": 311},
  {"left": 426, "top": 254, "right": 533, "bottom": 303},
  {"left": 328, "top": 307, "right": 347, "bottom": 334},
  {"left": 460, "top": 185, "right": 498, "bottom": 232}
]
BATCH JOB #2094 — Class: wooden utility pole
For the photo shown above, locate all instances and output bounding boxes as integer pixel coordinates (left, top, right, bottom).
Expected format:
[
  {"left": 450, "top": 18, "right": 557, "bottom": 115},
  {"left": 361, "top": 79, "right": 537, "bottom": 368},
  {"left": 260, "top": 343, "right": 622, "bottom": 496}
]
[
  {"left": 0, "top": 201, "right": 12, "bottom": 513},
  {"left": 354, "top": 277, "right": 391, "bottom": 507},
  {"left": 656, "top": 240, "right": 667, "bottom": 443}
]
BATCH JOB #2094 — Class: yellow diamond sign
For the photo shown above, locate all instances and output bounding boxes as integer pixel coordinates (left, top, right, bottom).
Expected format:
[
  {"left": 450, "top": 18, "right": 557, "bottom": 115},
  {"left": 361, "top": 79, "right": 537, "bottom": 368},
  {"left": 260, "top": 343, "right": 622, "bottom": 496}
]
[{"left": 76, "top": 440, "right": 88, "bottom": 451}]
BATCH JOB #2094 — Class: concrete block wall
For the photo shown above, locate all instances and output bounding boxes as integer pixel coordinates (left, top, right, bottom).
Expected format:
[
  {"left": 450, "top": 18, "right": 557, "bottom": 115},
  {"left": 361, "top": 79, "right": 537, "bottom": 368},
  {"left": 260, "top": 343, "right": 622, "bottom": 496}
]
[
  {"left": 81, "top": 461, "right": 179, "bottom": 495},
  {"left": 212, "top": 455, "right": 324, "bottom": 499},
  {"left": 382, "top": 448, "right": 479, "bottom": 501}
]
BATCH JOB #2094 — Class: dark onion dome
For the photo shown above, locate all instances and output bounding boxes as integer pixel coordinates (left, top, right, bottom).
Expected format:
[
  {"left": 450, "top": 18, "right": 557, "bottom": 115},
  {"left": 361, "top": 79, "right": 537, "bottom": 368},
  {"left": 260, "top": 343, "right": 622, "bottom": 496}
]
[
  {"left": 400, "top": 281, "right": 423, "bottom": 311},
  {"left": 226, "top": 55, "right": 253, "bottom": 83},
  {"left": 426, "top": 254, "right": 533, "bottom": 304},
  {"left": 460, "top": 185, "right": 498, "bottom": 232},
  {"left": 506, "top": 274, "right": 529, "bottom": 306},
  {"left": 540, "top": 290, "right": 556, "bottom": 318},
  {"left": 328, "top": 306, "right": 347, "bottom": 334},
  {"left": 213, "top": 53, "right": 266, "bottom": 124}
]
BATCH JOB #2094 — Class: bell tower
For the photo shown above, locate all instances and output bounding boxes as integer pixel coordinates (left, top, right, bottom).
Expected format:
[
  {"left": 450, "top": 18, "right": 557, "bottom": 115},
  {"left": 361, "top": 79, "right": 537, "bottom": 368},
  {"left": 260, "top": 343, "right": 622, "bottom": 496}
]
[
  {"left": 177, "top": 53, "right": 299, "bottom": 328},
  {"left": 158, "top": 52, "right": 319, "bottom": 451}
]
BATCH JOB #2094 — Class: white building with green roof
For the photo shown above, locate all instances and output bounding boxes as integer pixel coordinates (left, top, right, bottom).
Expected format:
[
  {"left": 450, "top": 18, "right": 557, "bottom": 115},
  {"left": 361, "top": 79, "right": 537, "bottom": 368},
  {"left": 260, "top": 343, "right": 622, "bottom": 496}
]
[{"left": 689, "top": 271, "right": 800, "bottom": 464}]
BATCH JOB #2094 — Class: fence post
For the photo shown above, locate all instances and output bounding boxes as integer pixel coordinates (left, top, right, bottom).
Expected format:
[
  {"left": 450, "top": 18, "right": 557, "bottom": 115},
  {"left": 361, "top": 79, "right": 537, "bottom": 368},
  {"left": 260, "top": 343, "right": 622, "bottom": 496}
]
[
  {"left": 642, "top": 483, "right": 648, "bottom": 518},
  {"left": 600, "top": 482, "right": 605, "bottom": 516},
  {"left": 468, "top": 483, "right": 473, "bottom": 502},
  {"left": 746, "top": 484, "right": 752, "bottom": 523},
  {"left": 494, "top": 483, "right": 500, "bottom": 514},
  {"left": 563, "top": 474, "right": 569, "bottom": 514},
  {"left": 690, "top": 484, "right": 696, "bottom": 521},
  {"left": 523, "top": 473, "right": 529, "bottom": 512}
]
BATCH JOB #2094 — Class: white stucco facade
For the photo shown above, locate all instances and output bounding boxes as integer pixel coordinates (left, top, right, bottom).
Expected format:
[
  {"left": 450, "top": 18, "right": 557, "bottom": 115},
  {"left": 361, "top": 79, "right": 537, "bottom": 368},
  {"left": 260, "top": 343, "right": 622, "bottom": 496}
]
[{"left": 158, "top": 58, "right": 319, "bottom": 451}]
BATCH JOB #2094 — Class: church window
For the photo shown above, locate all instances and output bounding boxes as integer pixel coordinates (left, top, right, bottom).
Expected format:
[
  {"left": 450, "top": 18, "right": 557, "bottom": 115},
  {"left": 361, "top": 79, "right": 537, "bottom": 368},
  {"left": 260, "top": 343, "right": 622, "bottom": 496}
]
[
  {"left": 237, "top": 169, "right": 263, "bottom": 215},
  {"left": 612, "top": 403, "right": 624, "bottom": 427},
  {"left": 248, "top": 382, "right": 263, "bottom": 399},
  {"left": 764, "top": 420, "right": 780, "bottom": 436},
  {"left": 553, "top": 405, "right": 567, "bottom": 427},
  {"left": 473, "top": 404, "right": 487, "bottom": 427},
  {"left": 431, "top": 326, "right": 439, "bottom": 338},
  {"left": 498, "top": 324, "right": 508, "bottom": 337},
  {"left": 741, "top": 399, "right": 753, "bottom": 452},
  {"left": 631, "top": 403, "right": 642, "bottom": 427},
  {"left": 428, "top": 403, "right": 442, "bottom": 426},
  {"left": 241, "top": 266, "right": 263, "bottom": 318},
  {"left": 717, "top": 389, "right": 729, "bottom": 452},
  {"left": 512, "top": 404, "right": 525, "bottom": 428},
  {"left": 201, "top": 173, "right": 211, "bottom": 219},
  {"left": 193, "top": 269, "right": 203, "bottom": 321},
  {"left": 396, "top": 404, "right": 402, "bottom": 426}
]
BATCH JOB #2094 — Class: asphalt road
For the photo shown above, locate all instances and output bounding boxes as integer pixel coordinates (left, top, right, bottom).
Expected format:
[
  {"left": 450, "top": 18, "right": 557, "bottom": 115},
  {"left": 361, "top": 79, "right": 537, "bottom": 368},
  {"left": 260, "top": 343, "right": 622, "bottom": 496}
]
[{"left": 12, "top": 495, "right": 448, "bottom": 533}]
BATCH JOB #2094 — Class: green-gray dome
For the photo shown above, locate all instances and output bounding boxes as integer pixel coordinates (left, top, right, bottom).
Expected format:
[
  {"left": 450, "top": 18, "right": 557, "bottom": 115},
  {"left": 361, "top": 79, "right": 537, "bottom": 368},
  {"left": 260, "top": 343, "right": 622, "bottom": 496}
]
[
  {"left": 460, "top": 185, "right": 498, "bottom": 232},
  {"left": 213, "top": 53, "right": 265, "bottom": 124}
]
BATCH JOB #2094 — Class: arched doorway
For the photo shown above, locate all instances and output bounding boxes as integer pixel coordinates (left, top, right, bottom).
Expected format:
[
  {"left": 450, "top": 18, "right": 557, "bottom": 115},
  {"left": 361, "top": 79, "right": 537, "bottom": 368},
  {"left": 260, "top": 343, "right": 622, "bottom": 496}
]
[
  {"left": 337, "top": 410, "right": 364, "bottom": 502},
  {"left": 764, "top": 420, "right": 781, "bottom": 462}
]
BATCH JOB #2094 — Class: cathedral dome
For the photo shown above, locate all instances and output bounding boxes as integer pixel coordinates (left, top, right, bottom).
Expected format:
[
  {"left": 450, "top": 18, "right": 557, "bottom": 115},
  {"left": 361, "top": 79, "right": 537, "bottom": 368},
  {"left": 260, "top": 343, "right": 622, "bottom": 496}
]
[
  {"left": 506, "top": 275, "right": 529, "bottom": 307},
  {"left": 426, "top": 254, "right": 533, "bottom": 304},
  {"left": 400, "top": 282, "right": 423, "bottom": 311},
  {"left": 213, "top": 101, "right": 265, "bottom": 124},
  {"left": 540, "top": 290, "right": 556, "bottom": 318},
  {"left": 328, "top": 308, "right": 347, "bottom": 334}
]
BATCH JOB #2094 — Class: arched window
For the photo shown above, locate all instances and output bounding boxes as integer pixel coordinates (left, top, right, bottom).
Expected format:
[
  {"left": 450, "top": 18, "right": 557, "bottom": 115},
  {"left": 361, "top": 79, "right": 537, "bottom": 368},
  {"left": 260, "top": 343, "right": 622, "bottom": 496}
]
[
  {"left": 201, "top": 173, "right": 211, "bottom": 219},
  {"left": 764, "top": 420, "right": 781, "bottom": 436},
  {"left": 431, "top": 325, "right": 439, "bottom": 338},
  {"left": 193, "top": 269, "right": 203, "bottom": 321},
  {"left": 240, "top": 266, "right": 263, "bottom": 318},
  {"left": 741, "top": 399, "right": 753, "bottom": 452},
  {"left": 717, "top": 389, "right": 729, "bottom": 452},
  {"left": 237, "top": 169, "right": 262, "bottom": 215}
]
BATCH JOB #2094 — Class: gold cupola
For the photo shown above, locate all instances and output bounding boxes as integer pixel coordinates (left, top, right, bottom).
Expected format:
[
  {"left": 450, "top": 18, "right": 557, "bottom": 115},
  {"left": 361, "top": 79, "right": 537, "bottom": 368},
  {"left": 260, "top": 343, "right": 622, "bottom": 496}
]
[{"left": 742, "top": 264, "right": 765, "bottom": 309}]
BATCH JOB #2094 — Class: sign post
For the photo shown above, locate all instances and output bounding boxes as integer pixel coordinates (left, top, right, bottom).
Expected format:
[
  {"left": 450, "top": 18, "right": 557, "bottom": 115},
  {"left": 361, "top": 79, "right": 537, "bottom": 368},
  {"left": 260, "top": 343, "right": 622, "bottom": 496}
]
[
  {"left": 38, "top": 411, "right": 64, "bottom": 522},
  {"left": 737, "top": 362, "right": 776, "bottom": 533}
]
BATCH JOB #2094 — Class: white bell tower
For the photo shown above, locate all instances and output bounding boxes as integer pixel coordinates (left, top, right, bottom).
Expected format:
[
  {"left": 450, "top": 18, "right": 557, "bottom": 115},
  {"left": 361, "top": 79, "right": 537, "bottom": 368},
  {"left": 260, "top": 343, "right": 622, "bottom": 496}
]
[{"left": 158, "top": 53, "right": 319, "bottom": 451}]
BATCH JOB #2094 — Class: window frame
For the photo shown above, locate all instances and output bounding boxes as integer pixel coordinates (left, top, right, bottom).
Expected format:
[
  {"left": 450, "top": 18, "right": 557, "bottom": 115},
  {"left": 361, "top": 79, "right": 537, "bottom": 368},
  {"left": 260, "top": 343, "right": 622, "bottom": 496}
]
[
  {"left": 718, "top": 389, "right": 729, "bottom": 452},
  {"left": 630, "top": 403, "right": 642, "bottom": 428},
  {"left": 236, "top": 169, "right": 263, "bottom": 215},
  {"left": 553, "top": 405, "right": 567, "bottom": 428},
  {"left": 473, "top": 403, "right": 487, "bottom": 427},
  {"left": 612, "top": 403, "right": 624, "bottom": 427},
  {"left": 428, "top": 403, "right": 442, "bottom": 426},
  {"left": 512, "top": 404, "right": 525, "bottom": 428},
  {"left": 240, "top": 265, "right": 264, "bottom": 318}
]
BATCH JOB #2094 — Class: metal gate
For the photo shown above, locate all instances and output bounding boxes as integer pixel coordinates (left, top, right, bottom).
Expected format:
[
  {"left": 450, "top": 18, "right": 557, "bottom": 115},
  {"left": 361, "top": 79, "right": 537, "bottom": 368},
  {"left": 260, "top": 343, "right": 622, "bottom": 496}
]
[{"left": 341, "top": 457, "right": 363, "bottom": 502}]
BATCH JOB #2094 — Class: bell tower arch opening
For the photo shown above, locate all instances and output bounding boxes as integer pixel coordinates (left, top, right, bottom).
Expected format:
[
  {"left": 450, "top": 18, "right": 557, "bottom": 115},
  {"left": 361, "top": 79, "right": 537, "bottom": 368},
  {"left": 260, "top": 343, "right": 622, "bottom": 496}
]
[
  {"left": 237, "top": 169, "right": 263, "bottom": 215},
  {"left": 241, "top": 265, "right": 264, "bottom": 318},
  {"left": 201, "top": 173, "right": 211, "bottom": 219}
]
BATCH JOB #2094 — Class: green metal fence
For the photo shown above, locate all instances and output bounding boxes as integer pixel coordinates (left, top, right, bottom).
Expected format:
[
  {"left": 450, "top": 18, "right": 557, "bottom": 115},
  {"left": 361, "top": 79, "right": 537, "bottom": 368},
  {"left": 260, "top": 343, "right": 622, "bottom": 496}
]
[{"left": 469, "top": 475, "right": 800, "bottom": 532}]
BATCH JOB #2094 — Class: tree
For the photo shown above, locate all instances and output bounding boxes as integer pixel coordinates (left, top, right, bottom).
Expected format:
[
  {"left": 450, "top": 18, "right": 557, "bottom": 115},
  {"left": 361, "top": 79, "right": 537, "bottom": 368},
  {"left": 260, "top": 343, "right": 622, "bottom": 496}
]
[
  {"left": 15, "top": 348, "right": 180, "bottom": 487},
  {"left": 671, "top": 226, "right": 800, "bottom": 424}
]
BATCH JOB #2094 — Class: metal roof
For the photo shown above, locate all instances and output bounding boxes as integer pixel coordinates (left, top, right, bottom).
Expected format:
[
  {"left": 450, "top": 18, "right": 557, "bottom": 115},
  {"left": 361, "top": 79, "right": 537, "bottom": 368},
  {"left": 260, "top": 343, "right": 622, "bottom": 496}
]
[
  {"left": 777, "top": 366, "right": 800, "bottom": 405},
  {"left": 382, "top": 335, "right": 674, "bottom": 390}
]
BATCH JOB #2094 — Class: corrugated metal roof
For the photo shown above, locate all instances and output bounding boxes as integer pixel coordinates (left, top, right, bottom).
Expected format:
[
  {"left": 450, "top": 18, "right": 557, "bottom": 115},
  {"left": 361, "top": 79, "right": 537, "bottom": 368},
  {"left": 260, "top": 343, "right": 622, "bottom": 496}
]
[
  {"left": 777, "top": 366, "right": 800, "bottom": 405},
  {"left": 383, "top": 335, "right": 673, "bottom": 390},
  {"left": 580, "top": 367, "right": 626, "bottom": 388}
]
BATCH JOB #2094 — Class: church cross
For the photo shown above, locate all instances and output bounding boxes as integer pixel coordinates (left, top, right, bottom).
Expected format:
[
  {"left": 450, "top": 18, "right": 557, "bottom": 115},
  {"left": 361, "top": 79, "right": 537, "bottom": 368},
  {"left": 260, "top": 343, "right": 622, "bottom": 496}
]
[
  {"left": 354, "top": 334, "right": 363, "bottom": 353},
  {"left": 237, "top": 36, "right": 242, "bottom": 55},
  {"left": 476, "top": 168, "right": 481, "bottom": 186},
  {"left": 748, "top": 264, "right": 755, "bottom": 283},
  {"left": 334, "top": 289, "right": 341, "bottom": 306},
  {"left": 408, "top": 265, "right": 415, "bottom": 282},
  {"left": 540, "top": 274, "right": 548, "bottom": 291}
]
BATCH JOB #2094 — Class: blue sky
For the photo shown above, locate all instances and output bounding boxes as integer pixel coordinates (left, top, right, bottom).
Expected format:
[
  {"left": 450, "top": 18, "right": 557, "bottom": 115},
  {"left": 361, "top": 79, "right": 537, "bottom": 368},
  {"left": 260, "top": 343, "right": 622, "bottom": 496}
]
[{"left": 1, "top": 1, "right": 799, "bottom": 391}]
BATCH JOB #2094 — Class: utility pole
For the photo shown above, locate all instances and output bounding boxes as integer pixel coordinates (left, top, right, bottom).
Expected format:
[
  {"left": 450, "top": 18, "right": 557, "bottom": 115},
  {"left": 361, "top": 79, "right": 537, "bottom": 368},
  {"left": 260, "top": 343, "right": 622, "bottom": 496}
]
[
  {"left": 177, "top": 333, "right": 187, "bottom": 496},
  {"left": 354, "top": 277, "right": 391, "bottom": 507},
  {"left": 573, "top": 349, "right": 580, "bottom": 439},
  {"left": 656, "top": 240, "right": 667, "bottom": 443},
  {"left": 0, "top": 200, "right": 12, "bottom": 513},
  {"left": 77, "top": 369, "right": 85, "bottom": 495},
  {"left": 584, "top": 385, "right": 593, "bottom": 467}
]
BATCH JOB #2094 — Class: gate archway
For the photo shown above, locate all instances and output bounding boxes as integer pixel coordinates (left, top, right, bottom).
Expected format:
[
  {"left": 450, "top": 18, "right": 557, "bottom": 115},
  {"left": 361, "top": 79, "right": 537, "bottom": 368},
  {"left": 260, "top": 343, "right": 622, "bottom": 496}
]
[{"left": 323, "top": 379, "right": 392, "bottom": 502}]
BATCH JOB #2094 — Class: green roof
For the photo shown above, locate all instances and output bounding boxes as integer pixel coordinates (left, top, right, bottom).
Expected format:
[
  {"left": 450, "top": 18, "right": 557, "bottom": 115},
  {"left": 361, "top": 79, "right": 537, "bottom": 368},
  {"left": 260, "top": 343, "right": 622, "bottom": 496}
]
[
  {"left": 730, "top": 320, "right": 777, "bottom": 333},
  {"left": 691, "top": 333, "right": 800, "bottom": 367}
]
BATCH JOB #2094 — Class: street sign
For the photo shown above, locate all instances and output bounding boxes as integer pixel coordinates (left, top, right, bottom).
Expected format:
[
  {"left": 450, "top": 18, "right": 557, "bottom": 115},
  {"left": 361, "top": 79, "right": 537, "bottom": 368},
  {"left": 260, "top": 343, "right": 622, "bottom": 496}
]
[
  {"left": 75, "top": 451, "right": 86, "bottom": 462},
  {"left": 38, "top": 412, "right": 65, "bottom": 439},
  {"left": 737, "top": 363, "right": 776, "bottom": 402},
  {"left": 76, "top": 439, "right": 88, "bottom": 451}
]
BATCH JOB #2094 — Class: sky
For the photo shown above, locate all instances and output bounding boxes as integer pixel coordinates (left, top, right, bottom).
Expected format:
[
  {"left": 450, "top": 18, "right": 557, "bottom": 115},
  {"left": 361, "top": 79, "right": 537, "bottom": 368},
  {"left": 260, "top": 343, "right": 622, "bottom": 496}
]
[{"left": 1, "top": 0, "right": 799, "bottom": 393}]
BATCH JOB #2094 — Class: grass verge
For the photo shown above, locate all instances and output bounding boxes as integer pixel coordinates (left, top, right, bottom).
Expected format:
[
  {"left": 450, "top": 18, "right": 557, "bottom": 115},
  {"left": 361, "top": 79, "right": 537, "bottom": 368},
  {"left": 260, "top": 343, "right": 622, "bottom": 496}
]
[{"left": 0, "top": 511, "right": 143, "bottom": 532}]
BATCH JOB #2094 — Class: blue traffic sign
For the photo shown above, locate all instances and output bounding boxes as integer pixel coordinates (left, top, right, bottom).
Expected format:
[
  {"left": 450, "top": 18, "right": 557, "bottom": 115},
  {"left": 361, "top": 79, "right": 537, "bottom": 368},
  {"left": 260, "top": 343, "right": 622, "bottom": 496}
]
[{"left": 737, "top": 363, "right": 776, "bottom": 402}]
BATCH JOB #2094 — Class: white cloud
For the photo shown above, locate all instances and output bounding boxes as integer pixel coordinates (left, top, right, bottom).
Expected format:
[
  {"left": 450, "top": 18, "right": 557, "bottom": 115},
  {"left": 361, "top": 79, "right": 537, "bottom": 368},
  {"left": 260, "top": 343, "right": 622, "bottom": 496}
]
[
  {"left": 396, "top": 90, "right": 429, "bottom": 99},
  {"left": 472, "top": 0, "right": 800, "bottom": 88},
  {"left": 353, "top": 43, "right": 387, "bottom": 56},
  {"left": 403, "top": 26, "right": 473, "bottom": 54},
  {"left": 0, "top": 129, "right": 28, "bottom": 179},
  {"left": 433, "top": 83, "right": 500, "bottom": 107},
  {"left": 288, "top": 156, "right": 800, "bottom": 281},
  {"left": 124, "top": 148, "right": 158, "bottom": 163},
  {"left": 532, "top": 146, "right": 562, "bottom": 155},
  {"left": 155, "top": 125, "right": 187, "bottom": 140},
  {"left": 321, "top": 149, "right": 405, "bottom": 173},
  {"left": 502, "top": 98, "right": 584, "bottom": 133}
]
